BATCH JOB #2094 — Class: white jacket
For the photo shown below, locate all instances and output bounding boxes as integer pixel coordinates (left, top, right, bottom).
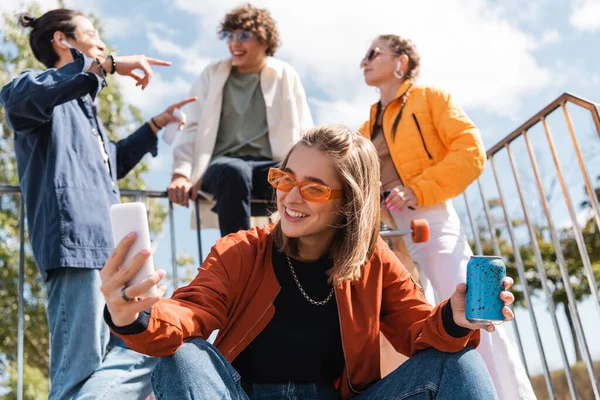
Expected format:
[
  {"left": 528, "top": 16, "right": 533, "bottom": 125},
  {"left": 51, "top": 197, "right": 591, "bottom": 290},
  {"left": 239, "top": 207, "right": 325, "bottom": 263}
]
[{"left": 172, "top": 57, "right": 313, "bottom": 187}]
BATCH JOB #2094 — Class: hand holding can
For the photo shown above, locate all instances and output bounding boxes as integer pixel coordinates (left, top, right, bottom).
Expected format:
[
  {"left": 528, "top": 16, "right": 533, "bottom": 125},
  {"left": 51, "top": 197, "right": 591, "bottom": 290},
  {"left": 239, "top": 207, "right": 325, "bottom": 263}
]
[{"left": 448, "top": 257, "right": 515, "bottom": 333}]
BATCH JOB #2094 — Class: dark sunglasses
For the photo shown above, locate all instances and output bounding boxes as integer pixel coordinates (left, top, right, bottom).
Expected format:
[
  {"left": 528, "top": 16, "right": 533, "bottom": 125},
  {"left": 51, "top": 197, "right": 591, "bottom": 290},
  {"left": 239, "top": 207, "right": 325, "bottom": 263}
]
[
  {"left": 219, "top": 30, "right": 254, "bottom": 43},
  {"left": 361, "top": 47, "right": 401, "bottom": 64}
]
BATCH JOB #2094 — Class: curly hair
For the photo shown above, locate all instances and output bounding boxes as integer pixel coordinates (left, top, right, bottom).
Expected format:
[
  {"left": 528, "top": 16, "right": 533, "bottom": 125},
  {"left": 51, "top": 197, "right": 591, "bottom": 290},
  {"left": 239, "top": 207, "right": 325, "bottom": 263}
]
[
  {"left": 377, "top": 34, "right": 421, "bottom": 81},
  {"left": 218, "top": 4, "right": 280, "bottom": 56}
]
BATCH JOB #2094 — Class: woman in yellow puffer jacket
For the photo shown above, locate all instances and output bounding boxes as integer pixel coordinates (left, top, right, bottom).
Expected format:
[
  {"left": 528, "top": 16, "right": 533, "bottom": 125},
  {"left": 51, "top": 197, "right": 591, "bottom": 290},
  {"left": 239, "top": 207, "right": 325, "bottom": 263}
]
[{"left": 359, "top": 34, "right": 535, "bottom": 400}]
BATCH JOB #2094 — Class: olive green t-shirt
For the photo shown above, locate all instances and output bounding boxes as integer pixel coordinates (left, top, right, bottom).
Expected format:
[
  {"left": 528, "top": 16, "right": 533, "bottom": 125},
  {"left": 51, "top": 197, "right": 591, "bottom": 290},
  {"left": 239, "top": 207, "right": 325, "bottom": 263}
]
[{"left": 212, "top": 69, "right": 272, "bottom": 160}]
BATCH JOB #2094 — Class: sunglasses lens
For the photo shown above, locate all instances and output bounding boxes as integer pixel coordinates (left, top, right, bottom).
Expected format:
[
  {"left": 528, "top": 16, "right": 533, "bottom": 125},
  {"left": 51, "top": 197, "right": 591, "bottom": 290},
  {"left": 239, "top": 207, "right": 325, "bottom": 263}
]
[
  {"left": 269, "top": 170, "right": 295, "bottom": 191},
  {"left": 238, "top": 31, "right": 253, "bottom": 42},
  {"left": 219, "top": 31, "right": 233, "bottom": 41},
  {"left": 301, "top": 183, "right": 329, "bottom": 202},
  {"left": 367, "top": 48, "right": 377, "bottom": 61}
]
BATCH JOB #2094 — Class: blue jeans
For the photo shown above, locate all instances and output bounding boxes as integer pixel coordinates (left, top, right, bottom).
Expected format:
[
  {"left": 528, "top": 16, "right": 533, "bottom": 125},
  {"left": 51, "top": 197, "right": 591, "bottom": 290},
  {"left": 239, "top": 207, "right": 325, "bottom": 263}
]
[
  {"left": 151, "top": 339, "right": 498, "bottom": 400},
  {"left": 201, "top": 156, "right": 279, "bottom": 236},
  {"left": 45, "top": 267, "right": 157, "bottom": 399}
]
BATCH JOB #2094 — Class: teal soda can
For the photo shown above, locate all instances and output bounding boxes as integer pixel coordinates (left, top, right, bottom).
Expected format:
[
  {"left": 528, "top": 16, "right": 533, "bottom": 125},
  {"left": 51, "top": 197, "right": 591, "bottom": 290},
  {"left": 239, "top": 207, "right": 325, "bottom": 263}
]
[{"left": 465, "top": 256, "right": 506, "bottom": 324}]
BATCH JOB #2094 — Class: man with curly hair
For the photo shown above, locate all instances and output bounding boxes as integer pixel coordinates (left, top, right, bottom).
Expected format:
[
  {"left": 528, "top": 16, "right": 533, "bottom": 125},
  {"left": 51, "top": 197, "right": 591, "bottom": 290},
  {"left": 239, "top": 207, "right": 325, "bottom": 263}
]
[{"left": 167, "top": 4, "right": 313, "bottom": 236}]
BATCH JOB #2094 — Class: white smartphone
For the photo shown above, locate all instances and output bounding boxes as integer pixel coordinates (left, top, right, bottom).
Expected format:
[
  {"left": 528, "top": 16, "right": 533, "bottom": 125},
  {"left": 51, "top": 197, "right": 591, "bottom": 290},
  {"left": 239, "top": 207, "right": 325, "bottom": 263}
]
[{"left": 110, "top": 202, "right": 158, "bottom": 297}]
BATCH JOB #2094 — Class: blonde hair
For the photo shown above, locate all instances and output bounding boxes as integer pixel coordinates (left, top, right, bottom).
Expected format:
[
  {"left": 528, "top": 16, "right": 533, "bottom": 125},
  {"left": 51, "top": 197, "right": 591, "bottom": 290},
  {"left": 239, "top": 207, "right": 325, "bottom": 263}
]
[{"left": 273, "top": 124, "right": 381, "bottom": 283}]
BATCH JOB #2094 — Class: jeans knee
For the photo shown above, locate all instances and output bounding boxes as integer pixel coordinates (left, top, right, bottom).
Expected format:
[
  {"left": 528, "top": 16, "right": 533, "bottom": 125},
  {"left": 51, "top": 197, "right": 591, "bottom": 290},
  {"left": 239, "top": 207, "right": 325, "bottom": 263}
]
[
  {"left": 439, "top": 347, "right": 497, "bottom": 398},
  {"left": 152, "top": 340, "right": 215, "bottom": 385},
  {"left": 443, "top": 346, "right": 484, "bottom": 371},
  {"left": 152, "top": 339, "right": 240, "bottom": 399},
  {"left": 436, "top": 347, "right": 494, "bottom": 391},
  {"left": 167, "top": 339, "right": 216, "bottom": 368},
  {"left": 406, "top": 347, "right": 481, "bottom": 378},
  {"left": 154, "top": 339, "right": 221, "bottom": 375}
]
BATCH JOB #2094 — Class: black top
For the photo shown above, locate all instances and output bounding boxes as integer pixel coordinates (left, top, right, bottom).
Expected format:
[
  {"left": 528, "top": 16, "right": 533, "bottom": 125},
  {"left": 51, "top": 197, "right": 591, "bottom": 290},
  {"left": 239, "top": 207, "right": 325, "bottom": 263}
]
[{"left": 232, "top": 245, "right": 345, "bottom": 383}]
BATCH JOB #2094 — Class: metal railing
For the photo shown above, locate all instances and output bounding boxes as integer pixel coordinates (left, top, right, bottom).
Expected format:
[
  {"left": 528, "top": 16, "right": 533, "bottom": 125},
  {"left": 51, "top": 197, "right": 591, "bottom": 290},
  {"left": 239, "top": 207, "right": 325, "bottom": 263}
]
[{"left": 460, "top": 93, "right": 600, "bottom": 399}]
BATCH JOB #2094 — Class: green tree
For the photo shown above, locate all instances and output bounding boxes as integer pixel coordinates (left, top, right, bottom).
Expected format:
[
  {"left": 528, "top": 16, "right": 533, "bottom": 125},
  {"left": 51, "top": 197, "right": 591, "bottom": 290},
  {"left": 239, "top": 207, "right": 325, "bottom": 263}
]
[{"left": 0, "top": 3, "right": 167, "bottom": 398}]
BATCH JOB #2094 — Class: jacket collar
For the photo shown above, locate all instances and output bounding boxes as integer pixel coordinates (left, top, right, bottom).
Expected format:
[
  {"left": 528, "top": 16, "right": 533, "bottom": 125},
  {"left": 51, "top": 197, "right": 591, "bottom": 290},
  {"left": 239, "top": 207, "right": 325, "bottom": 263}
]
[
  {"left": 217, "top": 56, "right": 283, "bottom": 78},
  {"left": 394, "top": 79, "right": 413, "bottom": 100},
  {"left": 367, "top": 79, "right": 414, "bottom": 135}
]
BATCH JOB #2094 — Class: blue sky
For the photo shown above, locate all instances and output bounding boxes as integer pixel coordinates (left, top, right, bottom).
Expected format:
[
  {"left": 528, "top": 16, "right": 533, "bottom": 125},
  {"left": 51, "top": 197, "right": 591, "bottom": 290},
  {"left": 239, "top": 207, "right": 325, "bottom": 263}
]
[{"left": 3, "top": 0, "right": 600, "bottom": 378}]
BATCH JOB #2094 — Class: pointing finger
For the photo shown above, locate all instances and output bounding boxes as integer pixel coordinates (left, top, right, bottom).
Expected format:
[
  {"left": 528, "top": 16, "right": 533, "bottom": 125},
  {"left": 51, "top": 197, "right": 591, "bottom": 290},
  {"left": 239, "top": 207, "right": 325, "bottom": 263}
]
[{"left": 146, "top": 58, "right": 172, "bottom": 66}]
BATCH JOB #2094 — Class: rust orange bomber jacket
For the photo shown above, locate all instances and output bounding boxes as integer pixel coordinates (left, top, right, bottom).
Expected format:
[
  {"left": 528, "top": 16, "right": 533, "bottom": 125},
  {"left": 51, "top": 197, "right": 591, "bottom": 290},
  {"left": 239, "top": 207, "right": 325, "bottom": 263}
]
[{"left": 109, "top": 224, "right": 480, "bottom": 398}]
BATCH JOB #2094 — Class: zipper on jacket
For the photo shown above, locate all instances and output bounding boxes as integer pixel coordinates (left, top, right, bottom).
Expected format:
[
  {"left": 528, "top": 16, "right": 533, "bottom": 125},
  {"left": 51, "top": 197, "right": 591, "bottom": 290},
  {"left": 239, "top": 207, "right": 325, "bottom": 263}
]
[
  {"left": 411, "top": 114, "right": 433, "bottom": 160},
  {"left": 334, "top": 289, "right": 363, "bottom": 395},
  {"left": 225, "top": 288, "right": 281, "bottom": 358}
]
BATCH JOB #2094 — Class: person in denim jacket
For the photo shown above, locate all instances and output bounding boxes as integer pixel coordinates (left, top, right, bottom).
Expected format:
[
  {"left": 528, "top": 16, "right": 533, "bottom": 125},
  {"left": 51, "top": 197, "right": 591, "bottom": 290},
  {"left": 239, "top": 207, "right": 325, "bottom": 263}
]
[{"left": 0, "top": 9, "right": 195, "bottom": 399}]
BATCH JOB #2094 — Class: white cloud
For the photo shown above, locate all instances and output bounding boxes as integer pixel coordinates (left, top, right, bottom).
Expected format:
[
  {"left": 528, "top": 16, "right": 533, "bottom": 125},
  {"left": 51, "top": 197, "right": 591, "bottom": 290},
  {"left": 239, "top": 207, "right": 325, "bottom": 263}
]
[
  {"left": 540, "top": 29, "right": 561, "bottom": 45},
  {"left": 147, "top": 31, "right": 213, "bottom": 75},
  {"left": 310, "top": 86, "right": 377, "bottom": 132},
  {"left": 116, "top": 73, "right": 190, "bottom": 116},
  {"left": 172, "top": 0, "right": 552, "bottom": 121},
  {"left": 0, "top": 0, "right": 57, "bottom": 15},
  {"left": 95, "top": 16, "right": 188, "bottom": 45},
  {"left": 145, "top": 21, "right": 179, "bottom": 38},
  {"left": 0, "top": 0, "right": 58, "bottom": 24},
  {"left": 0, "top": 0, "right": 98, "bottom": 28},
  {"left": 492, "top": 0, "right": 551, "bottom": 26},
  {"left": 147, "top": 32, "right": 186, "bottom": 58},
  {"left": 570, "top": 0, "right": 600, "bottom": 32},
  {"left": 101, "top": 16, "right": 134, "bottom": 40}
]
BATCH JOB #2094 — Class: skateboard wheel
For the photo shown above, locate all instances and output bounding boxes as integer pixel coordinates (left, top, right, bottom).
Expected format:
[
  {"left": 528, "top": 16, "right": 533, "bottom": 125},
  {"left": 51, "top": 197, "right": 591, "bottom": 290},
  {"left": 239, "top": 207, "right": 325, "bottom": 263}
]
[{"left": 410, "top": 219, "right": 430, "bottom": 243}]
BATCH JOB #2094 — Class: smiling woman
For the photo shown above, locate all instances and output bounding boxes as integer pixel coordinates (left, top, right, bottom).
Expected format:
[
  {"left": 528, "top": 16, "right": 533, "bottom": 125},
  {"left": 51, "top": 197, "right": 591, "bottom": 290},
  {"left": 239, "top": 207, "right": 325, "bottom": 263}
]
[
  {"left": 102, "top": 124, "right": 516, "bottom": 400},
  {"left": 271, "top": 125, "right": 380, "bottom": 282}
]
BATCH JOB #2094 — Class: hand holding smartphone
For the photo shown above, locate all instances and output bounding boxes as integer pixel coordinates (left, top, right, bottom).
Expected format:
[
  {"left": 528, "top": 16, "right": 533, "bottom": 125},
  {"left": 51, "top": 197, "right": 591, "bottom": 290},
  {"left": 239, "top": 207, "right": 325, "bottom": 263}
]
[{"left": 110, "top": 202, "right": 158, "bottom": 297}]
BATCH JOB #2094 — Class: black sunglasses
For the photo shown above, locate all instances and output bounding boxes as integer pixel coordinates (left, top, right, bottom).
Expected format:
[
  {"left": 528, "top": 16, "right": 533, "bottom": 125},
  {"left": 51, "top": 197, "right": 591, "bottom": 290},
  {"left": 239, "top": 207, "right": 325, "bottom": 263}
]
[{"left": 362, "top": 47, "right": 401, "bottom": 64}]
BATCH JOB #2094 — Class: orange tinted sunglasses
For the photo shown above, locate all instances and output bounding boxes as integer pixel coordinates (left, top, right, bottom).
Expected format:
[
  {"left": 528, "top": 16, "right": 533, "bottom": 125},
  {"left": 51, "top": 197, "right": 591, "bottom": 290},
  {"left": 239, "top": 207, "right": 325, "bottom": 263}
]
[{"left": 268, "top": 168, "right": 344, "bottom": 203}]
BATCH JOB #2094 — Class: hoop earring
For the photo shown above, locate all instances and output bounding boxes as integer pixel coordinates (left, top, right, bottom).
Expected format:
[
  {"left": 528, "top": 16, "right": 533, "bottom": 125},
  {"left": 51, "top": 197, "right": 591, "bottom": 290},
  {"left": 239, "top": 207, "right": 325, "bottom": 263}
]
[{"left": 394, "top": 61, "right": 404, "bottom": 80}]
